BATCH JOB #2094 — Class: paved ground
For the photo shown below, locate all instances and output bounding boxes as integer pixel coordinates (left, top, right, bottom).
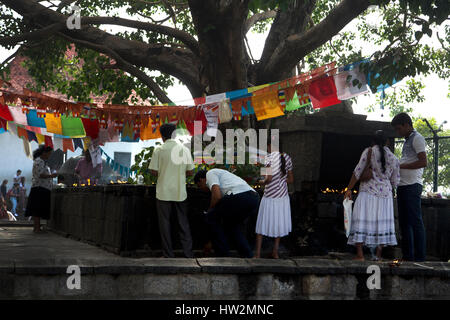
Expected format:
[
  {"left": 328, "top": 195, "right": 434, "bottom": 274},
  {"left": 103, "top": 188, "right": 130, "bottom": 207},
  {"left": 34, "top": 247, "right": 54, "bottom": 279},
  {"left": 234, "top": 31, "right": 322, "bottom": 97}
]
[
  {"left": 0, "top": 226, "right": 119, "bottom": 261},
  {"left": 0, "top": 226, "right": 446, "bottom": 265}
]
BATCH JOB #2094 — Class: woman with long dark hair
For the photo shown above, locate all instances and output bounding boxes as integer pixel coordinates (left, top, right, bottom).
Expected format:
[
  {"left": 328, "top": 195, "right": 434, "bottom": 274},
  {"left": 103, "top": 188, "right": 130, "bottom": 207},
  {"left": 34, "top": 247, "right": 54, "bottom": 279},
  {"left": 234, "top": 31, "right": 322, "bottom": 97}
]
[
  {"left": 344, "top": 130, "right": 400, "bottom": 261},
  {"left": 25, "top": 145, "right": 57, "bottom": 233},
  {"left": 254, "top": 139, "right": 294, "bottom": 259}
]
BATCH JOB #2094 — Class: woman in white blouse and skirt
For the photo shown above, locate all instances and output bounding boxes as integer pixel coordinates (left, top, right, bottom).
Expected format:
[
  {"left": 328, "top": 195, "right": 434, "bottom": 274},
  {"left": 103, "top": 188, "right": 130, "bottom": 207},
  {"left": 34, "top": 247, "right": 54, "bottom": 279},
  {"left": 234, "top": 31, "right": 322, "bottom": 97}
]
[
  {"left": 254, "top": 141, "right": 294, "bottom": 259},
  {"left": 344, "top": 130, "right": 400, "bottom": 261},
  {"left": 25, "top": 145, "right": 57, "bottom": 233}
]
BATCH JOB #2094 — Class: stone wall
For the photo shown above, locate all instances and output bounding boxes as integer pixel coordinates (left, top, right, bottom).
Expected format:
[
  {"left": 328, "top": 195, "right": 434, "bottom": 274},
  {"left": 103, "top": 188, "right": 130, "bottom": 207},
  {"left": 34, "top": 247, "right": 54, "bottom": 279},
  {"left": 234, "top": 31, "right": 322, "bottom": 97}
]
[
  {"left": 48, "top": 185, "right": 214, "bottom": 255},
  {"left": 422, "top": 198, "right": 450, "bottom": 261},
  {"left": 48, "top": 185, "right": 450, "bottom": 260},
  {"left": 1, "top": 258, "right": 449, "bottom": 300}
]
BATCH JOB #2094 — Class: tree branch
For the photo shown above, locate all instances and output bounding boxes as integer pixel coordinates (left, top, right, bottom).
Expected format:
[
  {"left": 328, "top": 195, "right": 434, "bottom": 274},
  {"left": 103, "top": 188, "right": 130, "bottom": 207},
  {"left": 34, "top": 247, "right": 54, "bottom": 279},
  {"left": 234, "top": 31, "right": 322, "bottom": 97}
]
[
  {"left": 80, "top": 16, "right": 199, "bottom": 55},
  {"left": 0, "top": 46, "right": 21, "bottom": 70},
  {"left": 56, "top": 0, "right": 78, "bottom": 13},
  {"left": 436, "top": 32, "right": 450, "bottom": 53},
  {"left": 244, "top": 10, "right": 277, "bottom": 33},
  {"left": 258, "top": 0, "right": 317, "bottom": 75},
  {"left": 58, "top": 32, "right": 173, "bottom": 104},
  {"left": 259, "top": 0, "right": 371, "bottom": 83},
  {"left": 0, "top": 0, "right": 204, "bottom": 97},
  {"left": 0, "top": 23, "right": 64, "bottom": 46}
]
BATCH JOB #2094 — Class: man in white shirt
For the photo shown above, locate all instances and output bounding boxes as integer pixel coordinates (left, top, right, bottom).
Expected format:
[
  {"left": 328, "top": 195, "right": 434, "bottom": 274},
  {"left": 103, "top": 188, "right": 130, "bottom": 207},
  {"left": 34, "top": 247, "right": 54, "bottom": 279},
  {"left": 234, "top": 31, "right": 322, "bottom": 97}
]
[
  {"left": 391, "top": 113, "right": 428, "bottom": 262},
  {"left": 13, "top": 170, "right": 23, "bottom": 187},
  {"left": 194, "top": 169, "right": 259, "bottom": 258},
  {"left": 149, "top": 123, "right": 195, "bottom": 258}
]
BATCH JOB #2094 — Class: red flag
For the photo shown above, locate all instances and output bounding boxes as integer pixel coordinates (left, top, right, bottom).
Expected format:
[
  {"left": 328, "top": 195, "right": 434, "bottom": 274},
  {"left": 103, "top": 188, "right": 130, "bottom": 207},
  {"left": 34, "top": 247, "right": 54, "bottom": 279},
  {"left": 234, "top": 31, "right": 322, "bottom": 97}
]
[
  {"left": 186, "top": 109, "right": 207, "bottom": 136},
  {"left": 44, "top": 136, "right": 53, "bottom": 148},
  {"left": 308, "top": 77, "right": 341, "bottom": 109},
  {"left": 62, "top": 138, "right": 74, "bottom": 152},
  {"left": 193, "top": 97, "right": 206, "bottom": 105},
  {"left": 17, "top": 126, "right": 28, "bottom": 139},
  {"left": 81, "top": 118, "right": 100, "bottom": 139},
  {"left": 0, "top": 104, "right": 13, "bottom": 121},
  {"left": 0, "top": 118, "right": 6, "bottom": 131}
]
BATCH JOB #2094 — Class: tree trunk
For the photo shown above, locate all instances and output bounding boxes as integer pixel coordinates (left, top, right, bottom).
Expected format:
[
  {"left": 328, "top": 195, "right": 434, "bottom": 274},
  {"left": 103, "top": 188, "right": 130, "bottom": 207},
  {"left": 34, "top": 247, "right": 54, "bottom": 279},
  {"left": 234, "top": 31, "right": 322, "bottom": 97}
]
[{"left": 189, "top": 0, "right": 249, "bottom": 95}]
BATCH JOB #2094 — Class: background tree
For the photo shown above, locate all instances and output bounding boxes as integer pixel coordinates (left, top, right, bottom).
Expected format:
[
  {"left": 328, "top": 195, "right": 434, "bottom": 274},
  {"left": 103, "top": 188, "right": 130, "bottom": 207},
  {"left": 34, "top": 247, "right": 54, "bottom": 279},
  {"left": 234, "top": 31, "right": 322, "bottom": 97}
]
[
  {"left": 392, "top": 117, "right": 450, "bottom": 194},
  {"left": 0, "top": 0, "right": 448, "bottom": 105}
]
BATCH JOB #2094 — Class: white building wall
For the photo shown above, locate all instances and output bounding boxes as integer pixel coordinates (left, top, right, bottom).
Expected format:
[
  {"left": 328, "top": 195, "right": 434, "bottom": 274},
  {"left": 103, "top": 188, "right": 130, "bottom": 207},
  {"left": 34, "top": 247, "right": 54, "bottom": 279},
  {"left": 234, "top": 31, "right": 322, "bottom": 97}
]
[
  {"left": 0, "top": 130, "right": 161, "bottom": 192},
  {"left": 0, "top": 132, "right": 39, "bottom": 195}
]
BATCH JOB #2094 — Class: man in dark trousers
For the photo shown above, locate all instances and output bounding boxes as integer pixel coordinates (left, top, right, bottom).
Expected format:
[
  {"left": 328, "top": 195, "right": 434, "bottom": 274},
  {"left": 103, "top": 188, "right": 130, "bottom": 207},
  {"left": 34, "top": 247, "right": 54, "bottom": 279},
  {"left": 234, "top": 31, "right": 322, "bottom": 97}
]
[
  {"left": 149, "top": 123, "right": 195, "bottom": 258},
  {"left": 391, "top": 113, "right": 428, "bottom": 262},
  {"left": 194, "top": 169, "right": 260, "bottom": 258}
]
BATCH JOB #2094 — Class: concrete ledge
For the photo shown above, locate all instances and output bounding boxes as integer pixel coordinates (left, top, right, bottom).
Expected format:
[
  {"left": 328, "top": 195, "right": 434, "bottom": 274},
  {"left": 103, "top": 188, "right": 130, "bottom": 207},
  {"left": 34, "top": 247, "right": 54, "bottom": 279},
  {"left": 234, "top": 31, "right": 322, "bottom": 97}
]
[
  {"left": 1, "top": 258, "right": 449, "bottom": 299},
  {"left": 197, "top": 258, "right": 251, "bottom": 274},
  {"left": 2, "top": 258, "right": 449, "bottom": 277},
  {"left": 140, "top": 258, "right": 201, "bottom": 274}
]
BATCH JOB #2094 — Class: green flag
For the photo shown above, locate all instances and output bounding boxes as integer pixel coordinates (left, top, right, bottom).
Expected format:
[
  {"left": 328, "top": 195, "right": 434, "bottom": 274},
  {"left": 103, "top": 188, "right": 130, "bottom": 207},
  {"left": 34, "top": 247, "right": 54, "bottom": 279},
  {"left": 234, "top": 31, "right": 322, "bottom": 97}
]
[{"left": 61, "top": 115, "right": 86, "bottom": 138}]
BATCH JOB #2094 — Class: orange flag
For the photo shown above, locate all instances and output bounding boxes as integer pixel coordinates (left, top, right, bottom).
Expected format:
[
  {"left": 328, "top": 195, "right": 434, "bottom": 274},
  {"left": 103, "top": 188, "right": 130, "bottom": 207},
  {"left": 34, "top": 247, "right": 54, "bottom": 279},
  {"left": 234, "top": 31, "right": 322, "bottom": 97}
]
[
  {"left": 251, "top": 90, "right": 285, "bottom": 121},
  {"left": 140, "top": 118, "right": 161, "bottom": 140},
  {"left": 44, "top": 113, "right": 63, "bottom": 135}
]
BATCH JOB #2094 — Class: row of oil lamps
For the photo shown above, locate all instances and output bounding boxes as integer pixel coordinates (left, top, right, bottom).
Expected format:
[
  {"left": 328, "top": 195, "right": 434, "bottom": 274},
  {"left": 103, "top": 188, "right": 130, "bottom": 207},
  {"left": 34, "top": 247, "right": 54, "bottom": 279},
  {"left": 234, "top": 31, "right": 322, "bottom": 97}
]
[
  {"left": 320, "top": 187, "right": 358, "bottom": 194},
  {"left": 71, "top": 179, "right": 128, "bottom": 187}
]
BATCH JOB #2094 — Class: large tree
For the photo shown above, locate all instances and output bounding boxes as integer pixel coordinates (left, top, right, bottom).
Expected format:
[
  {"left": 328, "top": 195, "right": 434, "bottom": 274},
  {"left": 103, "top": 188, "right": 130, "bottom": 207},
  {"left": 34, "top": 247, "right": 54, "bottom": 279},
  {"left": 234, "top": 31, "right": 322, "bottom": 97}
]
[{"left": 0, "top": 0, "right": 448, "bottom": 105}]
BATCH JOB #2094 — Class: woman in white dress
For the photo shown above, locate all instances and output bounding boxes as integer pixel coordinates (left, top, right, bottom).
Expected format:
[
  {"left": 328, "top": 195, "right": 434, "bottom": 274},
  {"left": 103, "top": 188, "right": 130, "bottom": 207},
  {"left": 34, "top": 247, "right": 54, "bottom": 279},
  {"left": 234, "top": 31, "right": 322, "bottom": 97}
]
[
  {"left": 344, "top": 130, "right": 400, "bottom": 261},
  {"left": 254, "top": 141, "right": 294, "bottom": 259}
]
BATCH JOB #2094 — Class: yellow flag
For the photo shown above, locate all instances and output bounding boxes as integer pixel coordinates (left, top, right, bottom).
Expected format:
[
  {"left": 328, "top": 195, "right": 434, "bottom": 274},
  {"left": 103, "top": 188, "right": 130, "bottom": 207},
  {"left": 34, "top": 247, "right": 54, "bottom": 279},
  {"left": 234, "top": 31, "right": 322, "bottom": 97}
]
[
  {"left": 82, "top": 137, "right": 91, "bottom": 150},
  {"left": 248, "top": 84, "right": 270, "bottom": 93},
  {"left": 36, "top": 133, "right": 45, "bottom": 144}
]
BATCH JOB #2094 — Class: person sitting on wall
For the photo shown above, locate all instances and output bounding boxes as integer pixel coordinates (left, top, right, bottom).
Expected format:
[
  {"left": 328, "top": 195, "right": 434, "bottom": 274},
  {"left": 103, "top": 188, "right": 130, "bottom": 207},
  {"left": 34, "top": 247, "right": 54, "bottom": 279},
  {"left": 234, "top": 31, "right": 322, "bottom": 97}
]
[
  {"left": 75, "top": 150, "right": 102, "bottom": 185},
  {"left": 149, "top": 123, "right": 195, "bottom": 258},
  {"left": 194, "top": 168, "right": 260, "bottom": 258}
]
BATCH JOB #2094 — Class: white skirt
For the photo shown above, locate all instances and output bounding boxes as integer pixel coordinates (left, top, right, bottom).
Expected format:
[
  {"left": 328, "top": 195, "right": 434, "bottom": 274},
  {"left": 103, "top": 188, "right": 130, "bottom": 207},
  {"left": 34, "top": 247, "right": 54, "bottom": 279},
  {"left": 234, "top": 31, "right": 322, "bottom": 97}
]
[
  {"left": 255, "top": 195, "right": 292, "bottom": 238},
  {"left": 347, "top": 191, "right": 397, "bottom": 246}
]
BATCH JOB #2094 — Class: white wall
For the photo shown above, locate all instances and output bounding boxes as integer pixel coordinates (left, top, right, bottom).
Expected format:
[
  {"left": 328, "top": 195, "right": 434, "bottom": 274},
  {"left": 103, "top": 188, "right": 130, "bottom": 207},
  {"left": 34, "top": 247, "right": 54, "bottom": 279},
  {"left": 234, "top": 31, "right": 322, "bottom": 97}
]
[{"left": 0, "top": 132, "right": 39, "bottom": 195}]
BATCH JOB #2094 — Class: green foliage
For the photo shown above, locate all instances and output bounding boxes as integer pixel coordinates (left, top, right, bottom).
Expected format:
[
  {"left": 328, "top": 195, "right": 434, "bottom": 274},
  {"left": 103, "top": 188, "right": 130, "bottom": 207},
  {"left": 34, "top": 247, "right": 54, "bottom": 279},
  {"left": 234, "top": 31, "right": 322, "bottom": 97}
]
[
  {"left": 366, "top": 78, "right": 425, "bottom": 116},
  {"left": 19, "top": 37, "right": 172, "bottom": 104},
  {"left": 130, "top": 139, "right": 264, "bottom": 186},
  {"left": 305, "top": 0, "right": 449, "bottom": 102},
  {"left": 130, "top": 144, "right": 159, "bottom": 185},
  {"left": 0, "top": 0, "right": 448, "bottom": 105}
]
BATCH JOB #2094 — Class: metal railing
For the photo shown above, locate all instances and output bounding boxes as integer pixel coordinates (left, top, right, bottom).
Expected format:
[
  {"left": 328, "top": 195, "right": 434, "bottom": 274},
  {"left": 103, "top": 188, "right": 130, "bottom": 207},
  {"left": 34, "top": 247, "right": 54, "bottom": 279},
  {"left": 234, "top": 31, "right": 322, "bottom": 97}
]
[{"left": 395, "top": 135, "right": 450, "bottom": 193}]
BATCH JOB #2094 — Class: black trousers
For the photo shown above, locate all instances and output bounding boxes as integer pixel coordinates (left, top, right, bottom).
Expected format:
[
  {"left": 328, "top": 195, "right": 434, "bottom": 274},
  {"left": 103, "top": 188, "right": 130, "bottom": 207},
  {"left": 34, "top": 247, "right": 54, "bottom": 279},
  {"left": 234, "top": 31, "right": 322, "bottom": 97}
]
[
  {"left": 397, "top": 183, "right": 426, "bottom": 261},
  {"left": 205, "top": 191, "right": 260, "bottom": 258},
  {"left": 156, "top": 199, "right": 194, "bottom": 258}
]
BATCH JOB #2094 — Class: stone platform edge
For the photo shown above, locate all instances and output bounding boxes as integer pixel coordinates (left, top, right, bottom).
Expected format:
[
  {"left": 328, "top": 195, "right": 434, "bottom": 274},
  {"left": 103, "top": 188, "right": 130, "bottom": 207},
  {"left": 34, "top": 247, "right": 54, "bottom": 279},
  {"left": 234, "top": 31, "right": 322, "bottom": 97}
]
[{"left": 1, "top": 258, "right": 449, "bottom": 278}]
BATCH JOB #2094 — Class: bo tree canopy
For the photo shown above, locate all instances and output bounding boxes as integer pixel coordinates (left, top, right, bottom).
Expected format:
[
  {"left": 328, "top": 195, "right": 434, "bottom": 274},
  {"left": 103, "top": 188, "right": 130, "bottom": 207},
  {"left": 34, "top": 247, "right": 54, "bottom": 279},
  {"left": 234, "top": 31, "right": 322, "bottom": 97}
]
[{"left": 0, "top": 0, "right": 448, "bottom": 105}]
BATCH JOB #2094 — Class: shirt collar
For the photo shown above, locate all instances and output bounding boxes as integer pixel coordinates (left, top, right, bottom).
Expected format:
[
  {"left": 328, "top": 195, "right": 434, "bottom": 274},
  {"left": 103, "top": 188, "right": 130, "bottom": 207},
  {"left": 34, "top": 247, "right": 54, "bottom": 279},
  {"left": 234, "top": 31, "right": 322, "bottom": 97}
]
[{"left": 406, "top": 129, "right": 416, "bottom": 140}]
